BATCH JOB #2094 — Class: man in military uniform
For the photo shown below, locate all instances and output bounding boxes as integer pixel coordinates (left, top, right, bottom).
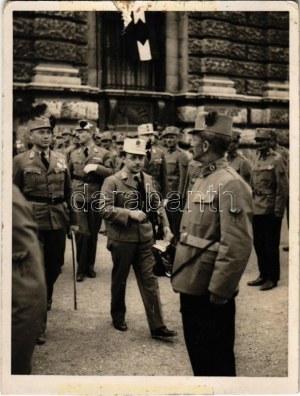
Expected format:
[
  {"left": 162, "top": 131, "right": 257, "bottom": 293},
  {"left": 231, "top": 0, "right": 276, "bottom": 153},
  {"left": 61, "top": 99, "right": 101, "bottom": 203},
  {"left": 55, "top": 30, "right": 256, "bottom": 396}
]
[
  {"left": 162, "top": 126, "right": 189, "bottom": 241},
  {"left": 13, "top": 116, "right": 78, "bottom": 344},
  {"left": 172, "top": 111, "right": 253, "bottom": 376},
  {"left": 182, "top": 159, "right": 203, "bottom": 201},
  {"left": 247, "top": 128, "right": 288, "bottom": 291},
  {"left": 12, "top": 184, "right": 47, "bottom": 373},
  {"left": 138, "top": 123, "right": 169, "bottom": 199},
  {"left": 112, "top": 133, "right": 125, "bottom": 172},
  {"left": 69, "top": 120, "right": 113, "bottom": 282},
  {"left": 100, "top": 138, "right": 177, "bottom": 340},
  {"left": 227, "top": 130, "right": 252, "bottom": 184}
]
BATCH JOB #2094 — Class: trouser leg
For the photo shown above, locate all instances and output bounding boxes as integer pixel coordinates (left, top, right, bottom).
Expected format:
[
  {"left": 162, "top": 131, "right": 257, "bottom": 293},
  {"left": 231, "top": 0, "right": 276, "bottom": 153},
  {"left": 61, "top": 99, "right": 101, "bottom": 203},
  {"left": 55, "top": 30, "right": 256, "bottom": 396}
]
[
  {"left": 180, "top": 293, "right": 236, "bottom": 377},
  {"left": 133, "top": 240, "right": 165, "bottom": 331},
  {"left": 86, "top": 208, "right": 102, "bottom": 270},
  {"left": 109, "top": 240, "right": 135, "bottom": 323},
  {"left": 264, "top": 215, "right": 282, "bottom": 282},
  {"left": 253, "top": 215, "right": 268, "bottom": 279}
]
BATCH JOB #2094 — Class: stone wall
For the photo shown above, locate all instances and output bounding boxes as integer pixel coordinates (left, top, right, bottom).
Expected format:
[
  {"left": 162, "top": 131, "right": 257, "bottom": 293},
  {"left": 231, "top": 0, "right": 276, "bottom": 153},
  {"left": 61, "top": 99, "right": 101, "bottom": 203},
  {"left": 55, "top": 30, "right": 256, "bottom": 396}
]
[
  {"left": 188, "top": 12, "right": 289, "bottom": 95},
  {"left": 13, "top": 11, "right": 88, "bottom": 84}
]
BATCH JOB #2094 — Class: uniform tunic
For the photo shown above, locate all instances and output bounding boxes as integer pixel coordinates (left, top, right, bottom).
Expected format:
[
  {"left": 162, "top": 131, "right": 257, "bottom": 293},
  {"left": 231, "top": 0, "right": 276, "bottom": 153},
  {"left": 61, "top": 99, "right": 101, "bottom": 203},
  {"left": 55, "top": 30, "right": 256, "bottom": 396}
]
[
  {"left": 251, "top": 150, "right": 288, "bottom": 282},
  {"left": 13, "top": 149, "right": 74, "bottom": 301},
  {"left": 100, "top": 170, "right": 169, "bottom": 331},
  {"left": 172, "top": 157, "right": 253, "bottom": 376},
  {"left": 69, "top": 144, "right": 113, "bottom": 274}
]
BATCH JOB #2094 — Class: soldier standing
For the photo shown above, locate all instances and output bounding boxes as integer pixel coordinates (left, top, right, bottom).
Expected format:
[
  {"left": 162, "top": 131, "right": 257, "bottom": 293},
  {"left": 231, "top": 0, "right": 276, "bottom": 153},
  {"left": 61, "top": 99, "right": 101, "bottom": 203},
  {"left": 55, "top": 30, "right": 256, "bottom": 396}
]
[
  {"left": 69, "top": 120, "right": 113, "bottom": 282},
  {"left": 138, "top": 123, "right": 169, "bottom": 199},
  {"left": 227, "top": 130, "right": 252, "bottom": 184},
  {"left": 13, "top": 116, "right": 78, "bottom": 344},
  {"left": 247, "top": 128, "right": 288, "bottom": 291},
  {"left": 100, "top": 138, "right": 177, "bottom": 340},
  {"left": 162, "top": 126, "right": 189, "bottom": 241},
  {"left": 171, "top": 111, "right": 253, "bottom": 376}
]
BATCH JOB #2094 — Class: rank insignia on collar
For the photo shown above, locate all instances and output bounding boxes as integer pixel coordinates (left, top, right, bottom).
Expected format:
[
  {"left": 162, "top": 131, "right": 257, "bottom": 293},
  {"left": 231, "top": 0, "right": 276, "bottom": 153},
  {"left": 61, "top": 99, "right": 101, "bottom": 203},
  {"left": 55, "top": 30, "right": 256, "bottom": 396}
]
[
  {"left": 121, "top": 171, "right": 128, "bottom": 179},
  {"left": 57, "top": 162, "right": 63, "bottom": 168},
  {"left": 209, "top": 164, "right": 216, "bottom": 171},
  {"left": 94, "top": 147, "right": 98, "bottom": 153},
  {"left": 29, "top": 151, "right": 34, "bottom": 159}
]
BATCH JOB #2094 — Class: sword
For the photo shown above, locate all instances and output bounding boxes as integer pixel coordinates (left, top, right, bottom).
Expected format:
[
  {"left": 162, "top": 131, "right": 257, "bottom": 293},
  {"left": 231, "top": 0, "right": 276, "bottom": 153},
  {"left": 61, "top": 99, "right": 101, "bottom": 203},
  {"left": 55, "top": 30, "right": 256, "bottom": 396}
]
[{"left": 70, "top": 231, "right": 78, "bottom": 310}]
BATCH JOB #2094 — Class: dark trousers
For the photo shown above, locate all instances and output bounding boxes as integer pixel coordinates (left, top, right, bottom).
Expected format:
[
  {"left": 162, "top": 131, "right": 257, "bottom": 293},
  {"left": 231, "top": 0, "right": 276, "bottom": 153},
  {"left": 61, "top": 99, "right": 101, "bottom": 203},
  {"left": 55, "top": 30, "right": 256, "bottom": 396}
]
[
  {"left": 108, "top": 239, "right": 165, "bottom": 331},
  {"left": 37, "top": 228, "right": 66, "bottom": 301},
  {"left": 180, "top": 293, "right": 236, "bottom": 377},
  {"left": 253, "top": 214, "right": 282, "bottom": 282},
  {"left": 75, "top": 203, "right": 102, "bottom": 274},
  {"left": 166, "top": 198, "right": 183, "bottom": 242}
]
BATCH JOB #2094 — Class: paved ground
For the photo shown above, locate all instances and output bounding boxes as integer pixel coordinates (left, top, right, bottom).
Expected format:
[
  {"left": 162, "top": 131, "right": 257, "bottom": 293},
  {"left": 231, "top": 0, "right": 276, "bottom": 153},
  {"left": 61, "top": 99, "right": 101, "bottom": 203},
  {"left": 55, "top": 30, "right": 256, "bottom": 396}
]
[{"left": 32, "top": 217, "right": 289, "bottom": 377}]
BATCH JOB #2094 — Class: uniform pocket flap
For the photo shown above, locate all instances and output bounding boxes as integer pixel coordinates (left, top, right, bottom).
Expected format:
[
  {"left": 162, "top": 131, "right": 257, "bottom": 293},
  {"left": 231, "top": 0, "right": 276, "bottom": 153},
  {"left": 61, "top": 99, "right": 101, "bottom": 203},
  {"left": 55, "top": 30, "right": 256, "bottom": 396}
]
[
  {"left": 54, "top": 166, "right": 65, "bottom": 173},
  {"left": 24, "top": 167, "right": 42, "bottom": 174}
]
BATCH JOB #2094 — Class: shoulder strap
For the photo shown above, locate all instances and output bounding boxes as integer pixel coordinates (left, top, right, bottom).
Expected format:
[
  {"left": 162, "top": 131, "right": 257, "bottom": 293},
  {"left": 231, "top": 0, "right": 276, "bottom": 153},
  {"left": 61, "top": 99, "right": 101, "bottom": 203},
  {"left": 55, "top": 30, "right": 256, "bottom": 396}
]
[{"left": 171, "top": 239, "right": 218, "bottom": 280}]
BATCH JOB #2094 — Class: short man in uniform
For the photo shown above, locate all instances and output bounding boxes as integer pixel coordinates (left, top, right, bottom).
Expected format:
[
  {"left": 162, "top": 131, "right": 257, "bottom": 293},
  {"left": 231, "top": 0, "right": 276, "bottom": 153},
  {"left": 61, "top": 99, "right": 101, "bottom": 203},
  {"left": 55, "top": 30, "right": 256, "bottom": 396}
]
[
  {"left": 138, "top": 123, "right": 169, "bottom": 199},
  {"left": 227, "top": 130, "right": 252, "bottom": 184},
  {"left": 247, "top": 128, "right": 288, "bottom": 291},
  {"left": 69, "top": 120, "right": 113, "bottom": 282},
  {"left": 13, "top": 116, "right": 78, "bottom": 344},
  {"left": 100, "top": 138, "right": 177, "bottom": 340},
  {"left": 162, "top": 126, "right": 189, "bottom": 241},
  {"left": 172, "top": 111, "right": 253, "bottom": 376}
]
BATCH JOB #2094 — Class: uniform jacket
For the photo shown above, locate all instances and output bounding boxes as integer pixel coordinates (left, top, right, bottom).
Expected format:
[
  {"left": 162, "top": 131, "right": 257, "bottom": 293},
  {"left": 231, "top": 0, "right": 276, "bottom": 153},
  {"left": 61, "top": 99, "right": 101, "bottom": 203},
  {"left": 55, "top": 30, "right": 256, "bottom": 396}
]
[
  {"left": 12, "top": 185, "right": 46, "bottom": 373},
  {"left": 182, "top": 159, "right": 203, "bottom": 199},
  {"left": 100, "top": 170, "right": 169, "bottom": 243},
  {"left": 69, "top": 144, "right": 113, "bottom": 203},
  {"left": 143, "top": 146, "right": 169, "bottom": 198},
  {"left": 275, "top": 145, "right": 289, "bottom": 178},
  {"left": 251, "top": 150, "right": 288, "bottom": 217},
  {"left": 172, "top": 157, "right": 253, "bottom": 300},
  {"left": 164, "top": 147, "right": 189, "bottom": 194},
  {"left": 227, "top": 151, "right": 252, "bottom": 185},
  {"left": 13, "top": 149, "right": 75, "bottom": 230}
]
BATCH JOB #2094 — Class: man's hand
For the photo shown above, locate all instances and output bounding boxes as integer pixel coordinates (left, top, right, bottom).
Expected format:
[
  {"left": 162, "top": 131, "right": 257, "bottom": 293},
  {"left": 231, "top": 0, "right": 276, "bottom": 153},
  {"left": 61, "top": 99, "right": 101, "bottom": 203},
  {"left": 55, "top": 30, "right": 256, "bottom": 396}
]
[
  {"left": 129, "top": 210, "right": 147, "bottom": 223},
  {"left": 83, "top": 164, "right": 97, "bottom": 174},
  {"left": 163, "top": 226, "right": 173, "bottom": 242},
  {"left": 67, "top": 225, "right": 79, "bottom": 239},
  {"left": 209, "top": 293, "right": 228, "bottom": 305}
]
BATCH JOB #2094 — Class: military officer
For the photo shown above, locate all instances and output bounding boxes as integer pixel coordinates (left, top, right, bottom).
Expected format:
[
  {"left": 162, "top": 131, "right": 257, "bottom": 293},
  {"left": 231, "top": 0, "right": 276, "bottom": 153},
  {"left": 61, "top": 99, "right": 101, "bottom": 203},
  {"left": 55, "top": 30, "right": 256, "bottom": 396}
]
[
  {"left": 226, "top": 130, "right": 252, "bottom": 184},
  {"left": 247, "top": 128, "right": 288, "bottom": 291},
  {"left": 138, "top": 123, "right": 169, "bottom": 199},
  {"left": 100, "top": 138, "right": 177, "bottom": 340},
  {"left": 13, "top": 116, "right": 78, "bottom": 344},
  {"left": 162, "top": 126, "right": 189, "bottom": 241},
  {"left": 171, "top": 111, "right": 253, "bottom": 376},
  {"left": 69, "top": 119, "right": 113, "bottom": 282}
]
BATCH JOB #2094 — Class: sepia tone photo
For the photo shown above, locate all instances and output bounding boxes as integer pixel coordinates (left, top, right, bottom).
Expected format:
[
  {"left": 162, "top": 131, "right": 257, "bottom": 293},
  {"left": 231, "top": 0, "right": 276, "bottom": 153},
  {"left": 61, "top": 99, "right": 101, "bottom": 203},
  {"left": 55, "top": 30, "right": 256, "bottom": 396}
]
[{"left": 1, "top": 1, "right": 299, "bottom": 394}]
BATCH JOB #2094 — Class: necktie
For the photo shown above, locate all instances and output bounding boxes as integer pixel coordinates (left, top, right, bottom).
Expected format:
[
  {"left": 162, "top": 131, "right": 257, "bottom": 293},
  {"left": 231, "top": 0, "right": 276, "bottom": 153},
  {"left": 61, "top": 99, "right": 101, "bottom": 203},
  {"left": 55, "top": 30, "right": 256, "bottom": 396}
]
[
  {"left": 134, "top": 175, "right": 146, "bottom": 212},
  {"left": 41, "top": 151, "right": 49, "bottom": 170},
  {"left": 84, "top": 147, "right": 89, "bottom": 158}
]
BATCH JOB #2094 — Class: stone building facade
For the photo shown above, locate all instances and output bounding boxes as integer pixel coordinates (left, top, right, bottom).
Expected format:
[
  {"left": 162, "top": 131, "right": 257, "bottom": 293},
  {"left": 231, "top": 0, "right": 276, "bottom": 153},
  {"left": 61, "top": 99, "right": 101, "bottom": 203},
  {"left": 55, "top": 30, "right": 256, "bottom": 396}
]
[{"left": 13, "top": 11, "right": 289, "bottom": 145}]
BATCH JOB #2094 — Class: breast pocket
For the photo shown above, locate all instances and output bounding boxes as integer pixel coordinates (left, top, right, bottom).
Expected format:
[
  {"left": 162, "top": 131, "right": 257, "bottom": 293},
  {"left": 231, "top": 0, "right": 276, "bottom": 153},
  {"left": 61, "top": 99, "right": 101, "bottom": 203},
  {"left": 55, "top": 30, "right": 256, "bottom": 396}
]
[
  {"left": 253, "top": 167, "right": 274, "bottom": 188},
  {"left": 191, "top": 192, "right": 217, "bottom": 226},
  {"left": 72, "top": 161, "right": 83, "bottom": 176},
  {"left": 54, "top": 167, "right": 65, "bottom": 184},
  {"left": 24, "top": 167, "right": 42, "bottom": 186}
]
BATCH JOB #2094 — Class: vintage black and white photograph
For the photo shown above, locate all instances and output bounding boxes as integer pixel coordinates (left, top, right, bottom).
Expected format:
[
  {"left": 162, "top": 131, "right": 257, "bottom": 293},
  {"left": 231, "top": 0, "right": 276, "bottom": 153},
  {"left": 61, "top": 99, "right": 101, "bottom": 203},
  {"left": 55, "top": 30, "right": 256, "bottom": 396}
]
[{"left": 1, "top": 1, "right": 299, "bottom": 394}]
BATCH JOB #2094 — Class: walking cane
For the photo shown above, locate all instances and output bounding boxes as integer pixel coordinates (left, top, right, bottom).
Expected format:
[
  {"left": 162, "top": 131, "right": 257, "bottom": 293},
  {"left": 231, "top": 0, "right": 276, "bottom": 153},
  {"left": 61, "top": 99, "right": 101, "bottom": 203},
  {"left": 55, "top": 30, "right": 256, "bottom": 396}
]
[{"left": 70, "top": 231, "right": 78, "bottom": 310}]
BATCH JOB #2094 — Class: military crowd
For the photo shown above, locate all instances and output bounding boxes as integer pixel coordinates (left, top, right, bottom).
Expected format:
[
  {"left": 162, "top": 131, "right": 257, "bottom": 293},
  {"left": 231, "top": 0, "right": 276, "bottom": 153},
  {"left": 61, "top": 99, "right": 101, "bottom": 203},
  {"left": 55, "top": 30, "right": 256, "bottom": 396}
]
[{"left": 11, "top": 111, "right": 289, "bottom": 377}]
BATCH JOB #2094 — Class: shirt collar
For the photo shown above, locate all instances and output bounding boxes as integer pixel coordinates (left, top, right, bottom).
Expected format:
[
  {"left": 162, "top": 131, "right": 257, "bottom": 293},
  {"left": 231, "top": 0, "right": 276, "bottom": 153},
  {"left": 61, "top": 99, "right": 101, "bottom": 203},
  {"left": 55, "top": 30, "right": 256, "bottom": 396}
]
[{"left": 200, "top": 157, "right": 228, "bottom": 178}]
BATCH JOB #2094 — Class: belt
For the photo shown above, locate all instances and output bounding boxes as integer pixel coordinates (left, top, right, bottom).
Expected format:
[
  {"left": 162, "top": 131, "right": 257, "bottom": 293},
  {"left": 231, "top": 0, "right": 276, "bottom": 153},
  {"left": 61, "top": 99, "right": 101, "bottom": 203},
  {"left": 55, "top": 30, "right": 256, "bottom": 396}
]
[
  {"left": 168, "top": 175, "right": 179, "bottom": 180},
  {"left": 179, "top": 232, "right": 219, "bottom": 252},
  {"left": 25, "top": 195, "right": 65, "bottom": 205}
]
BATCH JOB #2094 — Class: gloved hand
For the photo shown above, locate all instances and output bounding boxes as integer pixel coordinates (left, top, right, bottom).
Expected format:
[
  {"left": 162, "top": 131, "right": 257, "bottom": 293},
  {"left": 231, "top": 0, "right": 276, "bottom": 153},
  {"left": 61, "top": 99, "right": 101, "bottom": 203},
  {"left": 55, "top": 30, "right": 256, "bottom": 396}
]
[
  {"left": 83, "top": 164, "right": 98, "bottom": 174},
  {"left": 209, "top": 293, "right": 228, "bottom": 305}
]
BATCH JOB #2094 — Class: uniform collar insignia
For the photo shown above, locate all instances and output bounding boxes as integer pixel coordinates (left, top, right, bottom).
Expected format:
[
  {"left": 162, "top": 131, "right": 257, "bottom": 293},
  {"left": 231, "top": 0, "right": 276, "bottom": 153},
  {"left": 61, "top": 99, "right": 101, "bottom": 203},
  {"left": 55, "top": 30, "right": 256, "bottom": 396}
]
[
  {"left": 121, "top": 171, "right": 128, "bottom": 180},
  {"left": 94, "top": 147, "right": 98, "bottom": 153},
  {"left": 29, "top": 150, "right": 35, "bottom": 159},
  {"left": 77, "top": 148, "right": 82, "bottom": 154}
]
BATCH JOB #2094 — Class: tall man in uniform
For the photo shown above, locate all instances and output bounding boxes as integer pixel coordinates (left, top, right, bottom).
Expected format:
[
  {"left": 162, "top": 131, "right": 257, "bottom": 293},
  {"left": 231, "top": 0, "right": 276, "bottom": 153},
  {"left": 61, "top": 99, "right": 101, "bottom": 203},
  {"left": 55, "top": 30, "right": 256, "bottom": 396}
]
[
  {"left": 100, "top": 138, "right": 177, "bottom": 340},
  {"left": 172, "top": 111, "right": 253, "bottom": 376},
  {"left": 69, "top": 120, "right": 113, "bottom": 282},
  {"left": 162, "top": 126, "right": 189, "bottom": 241},
  {"left": 247, "top": 128, "right": 288, "bottom": 290},
  {"left": 227, "top": 130, "right": 252, "bottom": 184},
  {"left": 13, "top": 116, "right": 78, "bottom": 344}
]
